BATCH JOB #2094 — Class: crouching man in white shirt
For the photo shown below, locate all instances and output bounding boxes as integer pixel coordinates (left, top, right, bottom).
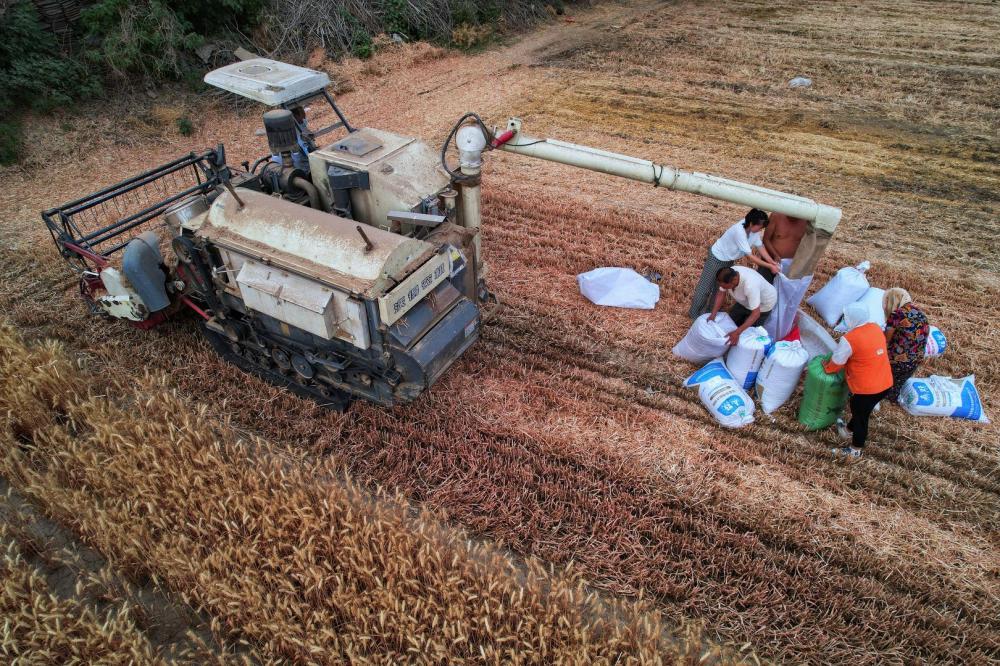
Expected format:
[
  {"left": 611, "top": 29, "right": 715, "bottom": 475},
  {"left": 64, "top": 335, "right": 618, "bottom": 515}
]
[{"left": 708, "top": 266, "right": 777, "bottom": 345}]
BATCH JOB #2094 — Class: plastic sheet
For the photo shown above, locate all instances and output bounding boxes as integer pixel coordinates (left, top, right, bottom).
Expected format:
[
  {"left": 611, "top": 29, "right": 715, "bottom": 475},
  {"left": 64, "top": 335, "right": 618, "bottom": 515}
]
[{"left": 577, "top": 267, "right": 660, "bottom": 309}]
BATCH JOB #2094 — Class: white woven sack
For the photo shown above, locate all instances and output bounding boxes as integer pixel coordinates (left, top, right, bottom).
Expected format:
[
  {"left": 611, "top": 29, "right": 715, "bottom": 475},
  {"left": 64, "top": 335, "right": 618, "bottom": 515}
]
[
  {"left": 725, "top": 327, "right": 771, "bottom": 390},
  {"left": 807, "top": 261, "right": 870, "bottom": 326},
  {"left": 698, "top": 376, "right": 755, "bottom": 428},
  {"left": 763, "top": 271, "right": 812, "bottom": 342},
  {"left": 755, "top": 340, "right": 809, "bottom": 414},
  {"left": 672, "top": 313, "right": 738, "bottom": 364},
  {"left": 899, "top": 375, "right": 989, "bottom": 423},
  {"left": 682, "top": 358, "right": 734, "bottom": 388},
  {"left": 834, "top": 287, "right": 886, "bottom": 332},
  {"left": 925, "top": 326, "right": 947, "bottom": 358}
]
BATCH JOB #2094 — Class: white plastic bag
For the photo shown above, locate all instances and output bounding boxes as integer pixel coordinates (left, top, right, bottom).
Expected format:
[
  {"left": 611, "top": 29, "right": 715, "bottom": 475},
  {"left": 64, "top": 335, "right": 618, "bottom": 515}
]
[
  {"left": 899, "top": 375, "right": 989, "bottom": 423},
  {"left": 725, "top": 327, "right": 771, "bottom": 390},
  {"left": 807, "top": 261, "right": 871, "bottom": 326},
  {"left": 682, "top": 358, "right": 734, "bottom": 388},
  {"left": 925, "top": 326, "right": 947, "bottom": 357},
  {"left": 577, "top": 267, "right": 660, "bottom": 309},
  {"left": 698, "top": 376, "right": 755, "bottom": 428},
  {"left": 672, "top": 313, "right": 738, "bottom": 364},
  {"left": 755, "top": 340, "right": 809, "bottom": 414},
  {"left": 763, "top": 271, "right": 812, "bottom": 342},
  {"left": 834, "top": 287, "right": 886, "bottom": 332}
]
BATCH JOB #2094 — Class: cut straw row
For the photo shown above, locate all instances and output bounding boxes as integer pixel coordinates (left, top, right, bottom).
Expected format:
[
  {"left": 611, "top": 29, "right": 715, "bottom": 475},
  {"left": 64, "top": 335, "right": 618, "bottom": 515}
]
[{"left": 0, "top": 324, "right": 747, "bottom": 664}]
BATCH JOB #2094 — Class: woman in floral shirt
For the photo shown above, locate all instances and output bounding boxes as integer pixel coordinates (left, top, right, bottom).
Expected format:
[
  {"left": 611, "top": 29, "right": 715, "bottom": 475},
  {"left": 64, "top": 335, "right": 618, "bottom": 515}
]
[{"left": 883, "top": 288, "right": 930, "bottom": 401}]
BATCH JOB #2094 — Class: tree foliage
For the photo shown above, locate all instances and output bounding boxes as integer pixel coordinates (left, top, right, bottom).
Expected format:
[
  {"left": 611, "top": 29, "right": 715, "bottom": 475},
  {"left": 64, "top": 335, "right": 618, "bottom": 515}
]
[
  {"left": 0, "top": 0, "right": 574, "bottom": 165},
  {"left": 81, "top": 0, "right": 264, "bottom": 81},
  {"left": 0, "top": 1, "right": 100, "bottom": 164}
]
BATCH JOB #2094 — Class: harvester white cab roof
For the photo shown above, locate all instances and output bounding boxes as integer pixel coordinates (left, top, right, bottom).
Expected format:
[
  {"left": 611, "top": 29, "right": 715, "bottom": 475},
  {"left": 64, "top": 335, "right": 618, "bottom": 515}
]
[{"left": 204, "top": 58, "right": 330, "bottom": 106}]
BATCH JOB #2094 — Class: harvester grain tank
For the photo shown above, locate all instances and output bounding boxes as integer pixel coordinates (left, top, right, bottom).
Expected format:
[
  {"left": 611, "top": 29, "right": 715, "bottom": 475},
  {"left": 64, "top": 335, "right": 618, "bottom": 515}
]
[{"left": 40, "top": 58, "right": 841, "bottom": 410}]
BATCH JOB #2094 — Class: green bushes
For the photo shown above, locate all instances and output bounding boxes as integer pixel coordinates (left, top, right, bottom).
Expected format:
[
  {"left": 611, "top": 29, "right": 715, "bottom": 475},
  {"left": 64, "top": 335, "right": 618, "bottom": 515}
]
[
  {"left": 0, "top": 0, "right": 576, "bottom": 165},
  {"left": 176, "top": 116, "right": 195, "bottom": 136},
  {"left": 80, "top": 0, "right": 264, "bottom": 81},
  {"left": 0, "top": 0, "right": 261, "bottom": 165},
  {"left": 0, "top": 1, "right": 100, "bottom": 164},
  {"left": 263, "top": 0, "right": 576, "bottom": 58}
]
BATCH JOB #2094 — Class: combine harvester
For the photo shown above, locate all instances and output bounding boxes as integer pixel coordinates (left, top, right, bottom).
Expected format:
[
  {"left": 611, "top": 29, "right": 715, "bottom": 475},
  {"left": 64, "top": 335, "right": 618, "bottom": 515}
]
[{"left": 41, "top": 59, "right": 841, "bottom": 410}]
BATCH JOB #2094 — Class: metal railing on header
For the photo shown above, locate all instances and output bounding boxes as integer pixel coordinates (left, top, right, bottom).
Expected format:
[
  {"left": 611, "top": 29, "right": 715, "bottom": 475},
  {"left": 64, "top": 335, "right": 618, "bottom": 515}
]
[{"left": 40, "top": 146, "right": 230, "bottom": 270}]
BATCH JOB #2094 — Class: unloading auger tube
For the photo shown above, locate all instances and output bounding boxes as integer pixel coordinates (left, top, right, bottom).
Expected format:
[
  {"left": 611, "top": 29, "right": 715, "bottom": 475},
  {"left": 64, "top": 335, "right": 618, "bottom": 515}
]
[{"left": 448, "top": 116, "right": 842, "bottom": 279}]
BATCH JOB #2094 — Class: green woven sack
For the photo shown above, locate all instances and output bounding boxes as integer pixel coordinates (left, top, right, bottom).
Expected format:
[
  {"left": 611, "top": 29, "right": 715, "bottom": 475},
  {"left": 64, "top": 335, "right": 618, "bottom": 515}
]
[{"left": 798, "top": 354, "right": 848, "bottom": 431}]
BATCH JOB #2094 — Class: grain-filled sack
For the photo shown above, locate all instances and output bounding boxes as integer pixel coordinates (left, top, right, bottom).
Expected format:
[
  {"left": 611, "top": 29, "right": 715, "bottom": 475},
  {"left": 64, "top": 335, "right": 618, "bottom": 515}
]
[
  {"left": 755, "top": 340, "right": 809, "bottom": 414},
  {"left": 672, "top": 313, "right": 738, "bottom": 363},
  {"left": 725, "top": 327, "right": 771, "bottom": 390},
  {"left": 698, "top": 376, "right": 755, "bottom": 428},
  {"left": 834, "top": 287, "right": 886, "bottom": 333},
  {"left": 925, "top": 326, "right": 947, "bottom": 358},
  {"left": 899, "top": 375, "right": 989, "bottom": 423},
  {"left": 577, "top": 267, "right": 660, "bottom": 309},
  {"left": 807, "top": 261, "right": 871, "bottom": 326},
  {"left": 798, "top": 355, "right": 849, "bottom": 431},
  {"left": 683, "top": 358, "right": 734, "bottom": 388}
]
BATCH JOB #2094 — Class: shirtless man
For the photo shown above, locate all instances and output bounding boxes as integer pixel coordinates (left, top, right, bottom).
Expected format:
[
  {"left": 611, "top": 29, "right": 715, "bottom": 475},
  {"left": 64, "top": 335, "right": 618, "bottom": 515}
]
[{"left": 759, "top": 212, "right": 808, "bottom": 282}]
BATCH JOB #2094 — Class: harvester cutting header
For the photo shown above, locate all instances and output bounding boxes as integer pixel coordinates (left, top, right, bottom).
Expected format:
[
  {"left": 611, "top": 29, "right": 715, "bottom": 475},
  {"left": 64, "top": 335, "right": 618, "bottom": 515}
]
[{"left": 40, "top": 58, "right": 841, "bottom": 411}]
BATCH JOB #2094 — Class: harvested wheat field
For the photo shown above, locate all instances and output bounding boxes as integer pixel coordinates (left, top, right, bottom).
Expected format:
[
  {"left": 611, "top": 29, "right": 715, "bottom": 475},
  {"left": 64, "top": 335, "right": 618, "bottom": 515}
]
[{"left": 1, "top": 0, "right": 999, "bottom": 664}]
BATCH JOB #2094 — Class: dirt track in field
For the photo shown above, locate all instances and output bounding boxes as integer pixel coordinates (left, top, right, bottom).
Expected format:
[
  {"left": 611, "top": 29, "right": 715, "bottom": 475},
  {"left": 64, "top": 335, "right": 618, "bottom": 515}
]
[{"left": 2, "top": 1, "right": 999, "bottom": 663}]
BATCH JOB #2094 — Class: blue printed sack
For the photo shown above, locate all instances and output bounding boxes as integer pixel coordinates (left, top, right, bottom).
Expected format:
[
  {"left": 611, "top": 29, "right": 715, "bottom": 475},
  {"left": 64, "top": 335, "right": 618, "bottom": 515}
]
[
  {"left": 697, "top": 376, "right": 755, "bottom": 428},
  {"left": 683, "top": 358, "right": 734, "bottom": 388},
  {"left": 925, "top": 326, "right": 947, "bottom": 358},
  {"left": 899, "top": 375, "right": 989, "bottom": 423}
]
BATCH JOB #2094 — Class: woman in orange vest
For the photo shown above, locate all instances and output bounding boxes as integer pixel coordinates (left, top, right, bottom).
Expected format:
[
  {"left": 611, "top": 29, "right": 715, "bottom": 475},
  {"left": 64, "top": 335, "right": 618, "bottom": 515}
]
[{"left": 823, "top": 302, "right": 893, "bottom": 458}]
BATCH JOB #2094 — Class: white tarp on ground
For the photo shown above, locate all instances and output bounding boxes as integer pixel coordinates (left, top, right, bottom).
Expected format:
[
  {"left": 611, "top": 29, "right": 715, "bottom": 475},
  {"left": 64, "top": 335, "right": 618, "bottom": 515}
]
[{"left": 577, "top": 267, "right": 660, "bottom": 309}]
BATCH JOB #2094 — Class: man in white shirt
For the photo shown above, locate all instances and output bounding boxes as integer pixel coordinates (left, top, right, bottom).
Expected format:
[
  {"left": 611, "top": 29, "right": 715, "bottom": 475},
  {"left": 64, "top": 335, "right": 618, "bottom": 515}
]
[
  {"left": 708, "top": 266, "right": 777, "bottom": 345},
  {"left": 688, "top": 209, "right": 780, "bottom": 319}
]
